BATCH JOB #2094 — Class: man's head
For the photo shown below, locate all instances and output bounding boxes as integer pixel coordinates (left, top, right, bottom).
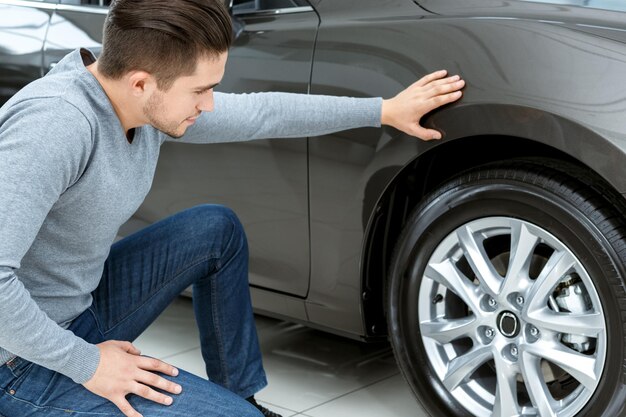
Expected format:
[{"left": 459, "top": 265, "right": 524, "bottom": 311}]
[{"left": 97, "top": 0, "right": 233, "bottom": 137}]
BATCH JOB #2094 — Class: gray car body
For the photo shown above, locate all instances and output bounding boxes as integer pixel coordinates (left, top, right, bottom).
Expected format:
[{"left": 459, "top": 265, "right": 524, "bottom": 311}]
[{"left": 1, "top": 0, "right": 626, "bottom": 341}]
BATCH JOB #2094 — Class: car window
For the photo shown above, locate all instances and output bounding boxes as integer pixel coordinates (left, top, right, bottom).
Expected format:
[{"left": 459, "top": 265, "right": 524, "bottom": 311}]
[
  {"left": 59, "top": 0, "right": 110, "bottom": 6},
  {"left": 233, "top": 0, "right": 309, "bottom": 14}
]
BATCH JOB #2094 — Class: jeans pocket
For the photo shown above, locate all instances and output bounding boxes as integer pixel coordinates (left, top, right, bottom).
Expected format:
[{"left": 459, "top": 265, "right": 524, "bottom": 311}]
[{"left": 5, "top": 359, "right": 34, "bottom": 395}]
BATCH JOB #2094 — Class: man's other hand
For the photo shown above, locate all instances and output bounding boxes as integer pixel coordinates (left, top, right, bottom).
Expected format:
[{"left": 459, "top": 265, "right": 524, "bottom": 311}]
[
  {"left": 83, "top": 340, "right": 182, "bottom": 417},
  {"left": 381, "top": 70, "right": 465, "bottom": 140}
]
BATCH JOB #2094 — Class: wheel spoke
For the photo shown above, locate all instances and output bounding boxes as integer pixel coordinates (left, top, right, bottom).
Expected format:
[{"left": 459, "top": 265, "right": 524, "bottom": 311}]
[
  {"left": 456, "top": 225, "right": 502, "bottom": 295},
  {"left": 502, "top": 222, "right": 539, "bottom": 295},
  {"left": 519, "top": 351, "right": 557, "bottom": 417},
  {"left": 526, "top": 251, "right": 576, "bottom": 313},
  {"left": 524, "top": 342, "right": 599, "bottom": 390},
  {"left": 442, "top": 345, "right": 492, "bottom": 391},
  {"left": 420, "top": 316, "right": 477, "bottom": 344},
  {"left": 426, "top": 260, "right": 481, "bottom": 313},
  {"left": 492, "top": 355, "right": 521, "bottom": 417},
  {"left": 527, "top": 306, "right": 604, "bottom": 337}
]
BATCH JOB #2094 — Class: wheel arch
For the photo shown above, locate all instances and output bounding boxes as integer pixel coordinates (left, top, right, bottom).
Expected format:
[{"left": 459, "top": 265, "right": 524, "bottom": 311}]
[{"left": 359, "top": 105, "right": 626, "bottom": 339}]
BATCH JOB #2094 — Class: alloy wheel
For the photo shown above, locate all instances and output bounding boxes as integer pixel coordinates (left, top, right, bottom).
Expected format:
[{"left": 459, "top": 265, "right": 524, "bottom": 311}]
[{"left": 418, "top": 217, "right": 606, "bottom": 417}]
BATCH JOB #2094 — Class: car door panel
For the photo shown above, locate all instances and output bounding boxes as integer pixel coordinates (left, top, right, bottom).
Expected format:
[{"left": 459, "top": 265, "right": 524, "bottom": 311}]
[
  {"left": 45, "top": 0, "right": 319, "bottom": 299},
  {"left": 305, "top": 3, "right": 432, "bottom": 335},
  {"left": 143, "top": 6, "right": 319, "bottom": 297}
]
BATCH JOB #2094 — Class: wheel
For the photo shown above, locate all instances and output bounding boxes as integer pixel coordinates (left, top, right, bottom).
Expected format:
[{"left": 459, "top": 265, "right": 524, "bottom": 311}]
[{"left": 386, "top": 160, "right": 626, "bottom": 417}]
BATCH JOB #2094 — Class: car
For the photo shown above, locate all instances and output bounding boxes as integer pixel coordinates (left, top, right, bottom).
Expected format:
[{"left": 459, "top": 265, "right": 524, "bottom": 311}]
[{"left": 2, "top": 0, "right": 626, "bottom": 415}]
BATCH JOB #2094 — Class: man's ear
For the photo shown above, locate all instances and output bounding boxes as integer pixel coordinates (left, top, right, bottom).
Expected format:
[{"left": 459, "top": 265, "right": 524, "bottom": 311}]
[{"left": 127, "top": 70, "right": 155, "bottom": 97}]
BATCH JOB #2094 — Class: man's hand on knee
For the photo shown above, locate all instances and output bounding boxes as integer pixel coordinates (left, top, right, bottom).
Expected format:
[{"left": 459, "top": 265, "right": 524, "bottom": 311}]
[{"left": 83, "top": 340, "right": 182, "bottom": 417}]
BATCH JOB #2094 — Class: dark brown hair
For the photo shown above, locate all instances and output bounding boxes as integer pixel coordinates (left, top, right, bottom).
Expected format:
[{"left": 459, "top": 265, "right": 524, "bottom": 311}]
[{"left": 98, "top": 0, "right": 232, "bottom": 90}]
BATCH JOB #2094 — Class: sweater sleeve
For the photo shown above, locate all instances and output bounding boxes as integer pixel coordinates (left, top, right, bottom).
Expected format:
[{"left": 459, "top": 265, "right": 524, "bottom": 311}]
[
  {"left": 175, "top": 92, "right": 383, "bottom": 144},
  {"left": 0, "top": 98, "right": 100, "bottom": 384}
]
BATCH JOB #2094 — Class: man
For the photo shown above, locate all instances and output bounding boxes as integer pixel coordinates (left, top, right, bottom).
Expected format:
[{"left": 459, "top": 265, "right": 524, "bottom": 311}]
[{"left": 0, "top": 0, "right": 464, "bottom": 416}]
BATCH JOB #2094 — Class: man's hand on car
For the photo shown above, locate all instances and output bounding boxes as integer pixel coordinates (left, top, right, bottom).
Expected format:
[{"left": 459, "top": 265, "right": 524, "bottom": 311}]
[
  {"left": 83, "top": 340, "right": 182, "bottom": 417},
  {"left": 382, "top": 70, "right": 465, "bottom": 140}
]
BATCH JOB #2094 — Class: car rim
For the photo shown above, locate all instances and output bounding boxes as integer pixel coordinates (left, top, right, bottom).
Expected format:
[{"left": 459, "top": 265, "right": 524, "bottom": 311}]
[{"left": 417, "top": 217, "right": 607, "bottom": 417}]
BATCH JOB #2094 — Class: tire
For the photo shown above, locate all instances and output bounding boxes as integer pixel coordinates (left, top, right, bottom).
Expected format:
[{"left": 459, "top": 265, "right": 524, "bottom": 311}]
[{"left": 387, "top": 160, "right": 626, "bottom": 417}]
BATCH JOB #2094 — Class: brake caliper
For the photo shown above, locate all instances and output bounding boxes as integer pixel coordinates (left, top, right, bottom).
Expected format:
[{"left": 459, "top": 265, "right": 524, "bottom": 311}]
[{"left": 553, "top": 275, "right": 593, "bottom": 353}]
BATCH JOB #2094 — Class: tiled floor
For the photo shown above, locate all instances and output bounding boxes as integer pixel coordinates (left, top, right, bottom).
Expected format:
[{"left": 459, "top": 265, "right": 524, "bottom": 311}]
[{"left": 134, "top": 297, "right": 428, "bottom": 417}]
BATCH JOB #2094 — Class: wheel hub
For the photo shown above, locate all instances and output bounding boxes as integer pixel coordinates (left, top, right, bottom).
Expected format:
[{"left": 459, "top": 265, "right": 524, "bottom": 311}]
[{"left": 497, "top": 310, "right": 520, "bottom": 338}]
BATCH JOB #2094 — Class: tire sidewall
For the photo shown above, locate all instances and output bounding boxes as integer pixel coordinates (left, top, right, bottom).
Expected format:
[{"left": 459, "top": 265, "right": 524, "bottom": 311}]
[{"left": 388, "top": 178, "right": 626, "bottom": 416}]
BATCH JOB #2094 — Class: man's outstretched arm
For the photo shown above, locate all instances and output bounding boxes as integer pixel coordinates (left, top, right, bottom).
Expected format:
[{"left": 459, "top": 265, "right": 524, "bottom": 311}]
[{"left": 176, "top": 70, "right": 464, "bottom": 144}]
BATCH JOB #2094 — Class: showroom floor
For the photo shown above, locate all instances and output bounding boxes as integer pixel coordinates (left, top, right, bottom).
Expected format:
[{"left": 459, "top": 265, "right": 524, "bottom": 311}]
[{"left": 133, "top": 297, "right": 429, "bottom": 417}]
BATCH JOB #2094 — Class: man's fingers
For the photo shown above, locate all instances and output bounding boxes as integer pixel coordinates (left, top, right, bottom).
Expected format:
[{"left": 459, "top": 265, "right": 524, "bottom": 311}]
[
  {"left": 113, "top": 398, "right": 143, "bottom": 417},
  {"left": 430, "top": 91, "right": 463, "bottom": 109},
  {"left": 136, "top": 369, "right": 182, "bottom": 395},
  {"left": 411, "top": 126, "right": 442, "bottom": 141},
  {"left": 136, "top": 356, "right": 179, "bottom": 377},
  {"left": 132, "top": 382, "right": 174, "bottom": 406},
  {"left": 113, "top": 340, "right": 141, "bottom": 355},
  {"left": 423, "top": 74, "right": 461, "bottom": 89},
  {"left": 428, "top": 79, "right": 465, "bottom": 97},
  {"left": 426, "top": 90, "right": 463, "bottom": 111},
  {"left": 414, "top": 69, "right": 448, "bottom": 87},
  {"left": 126, "top": 344, "right": 141, "bottom": 355}
]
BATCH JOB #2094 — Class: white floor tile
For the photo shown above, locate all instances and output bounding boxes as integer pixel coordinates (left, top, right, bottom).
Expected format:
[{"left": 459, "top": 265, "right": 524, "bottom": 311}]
[
  {"left": 254, "top": 320, "right": 399, "bottom": 412},
  {"left": 133, "top": 297, "right": 200, "bottom": 359},
  {"left": 303, "top": 373, "right": 427, "bottom": 417},
  {"left": 135, "top": 297, "right": 421, "bottom": 416}
]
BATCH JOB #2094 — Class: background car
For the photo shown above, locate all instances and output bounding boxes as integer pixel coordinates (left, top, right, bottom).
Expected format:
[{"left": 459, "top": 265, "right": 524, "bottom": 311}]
[{"left": 2, "top": 0, "right": 626, "bottom": 415}]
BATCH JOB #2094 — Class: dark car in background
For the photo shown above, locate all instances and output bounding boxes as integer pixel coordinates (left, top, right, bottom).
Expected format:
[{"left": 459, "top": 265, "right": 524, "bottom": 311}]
[{"left": 2, "top": 0, "right": 626, "bottom": 415}]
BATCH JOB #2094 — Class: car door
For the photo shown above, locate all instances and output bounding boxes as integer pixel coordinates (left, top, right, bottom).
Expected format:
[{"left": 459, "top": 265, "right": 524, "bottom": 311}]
[
  {"left": 0, "top": 0, "right": 57, "bottom": 106},
  {"left": 44, "top": 0, "right": 319, "bottom": 300},
  {"left": 143, "top": 0, "right": 319, "bottom": 300}
]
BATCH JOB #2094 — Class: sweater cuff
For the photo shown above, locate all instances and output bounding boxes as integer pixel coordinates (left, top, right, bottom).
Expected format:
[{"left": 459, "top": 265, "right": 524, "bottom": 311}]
[
  {"left": 363, "top": 97, "right": 383, "bottom": 128},
  {"left": 63, "top": 339, "right": 100, "bottom": 384}
]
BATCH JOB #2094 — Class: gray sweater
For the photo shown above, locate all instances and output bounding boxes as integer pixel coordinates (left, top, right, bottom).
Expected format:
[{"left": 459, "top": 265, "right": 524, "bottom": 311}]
[{"left": 0, "top": 49, "right": 382, "bottom": 384}]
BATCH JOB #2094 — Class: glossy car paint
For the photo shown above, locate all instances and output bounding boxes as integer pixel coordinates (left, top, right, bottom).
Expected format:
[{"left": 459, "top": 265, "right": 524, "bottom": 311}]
[
  {"left": 1, "top": 0, "right": 626, "bottom": 341},
  {"left": 144, "top": 9, "right": 319, "bottom": 305},
  {"left": 0, "top": 1, "right": 54, "bottom": 104},
  {"left": 308, "top": 0, "right": 626, "bottom": 336}
]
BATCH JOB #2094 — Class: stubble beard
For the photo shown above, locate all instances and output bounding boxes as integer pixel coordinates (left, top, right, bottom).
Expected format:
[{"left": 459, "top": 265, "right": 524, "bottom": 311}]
[{"left": 143, "top": 91, "right": 186, "bottom": 139}]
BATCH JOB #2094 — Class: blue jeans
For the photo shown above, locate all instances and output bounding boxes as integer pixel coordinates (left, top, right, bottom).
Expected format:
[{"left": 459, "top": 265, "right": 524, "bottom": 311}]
[{"left": 0, "top": 205, "right": 266, "bottom": 416}]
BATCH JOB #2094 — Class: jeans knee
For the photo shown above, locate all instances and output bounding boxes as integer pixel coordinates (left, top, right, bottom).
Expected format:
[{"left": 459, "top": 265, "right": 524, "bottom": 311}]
[
  {"left": 189, "top": 204, "right": 247, "bottom": 253},
  {"left": 188, "top": 204, "right": 240, "bottom": 232}
]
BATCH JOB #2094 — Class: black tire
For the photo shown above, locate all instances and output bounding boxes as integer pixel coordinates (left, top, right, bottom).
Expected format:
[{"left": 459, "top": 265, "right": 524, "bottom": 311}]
[{"left": 387, "top": 160, "right": 626, "bottom": 417}]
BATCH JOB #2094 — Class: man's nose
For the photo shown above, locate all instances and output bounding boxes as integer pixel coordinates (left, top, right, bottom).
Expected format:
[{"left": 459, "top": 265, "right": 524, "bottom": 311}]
[{"left": 197, "top": 90, "right": 214, "bottom": 112}]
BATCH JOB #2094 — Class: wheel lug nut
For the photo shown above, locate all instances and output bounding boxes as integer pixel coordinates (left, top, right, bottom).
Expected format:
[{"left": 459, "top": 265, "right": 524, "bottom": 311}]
[
  {"left": 529, "top": 327, "right": 539, "bottom": 337},
  {"left": 485, "top": 328, "right": 494, "bottom": 338},
  {"left": 510, "top": 346, "right": 518, "bottom": 357},
  {"left": 488, "top": 298, "right": 497, "bottom": 308},
  {"left": 516, "top": 296, "right": 525, "bottom": 306}
]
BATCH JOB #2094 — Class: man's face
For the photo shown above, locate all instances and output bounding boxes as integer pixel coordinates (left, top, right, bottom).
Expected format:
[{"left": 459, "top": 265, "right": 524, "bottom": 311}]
[{"left": 143, "top": 52, "right": 228, "bottom": 138}]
